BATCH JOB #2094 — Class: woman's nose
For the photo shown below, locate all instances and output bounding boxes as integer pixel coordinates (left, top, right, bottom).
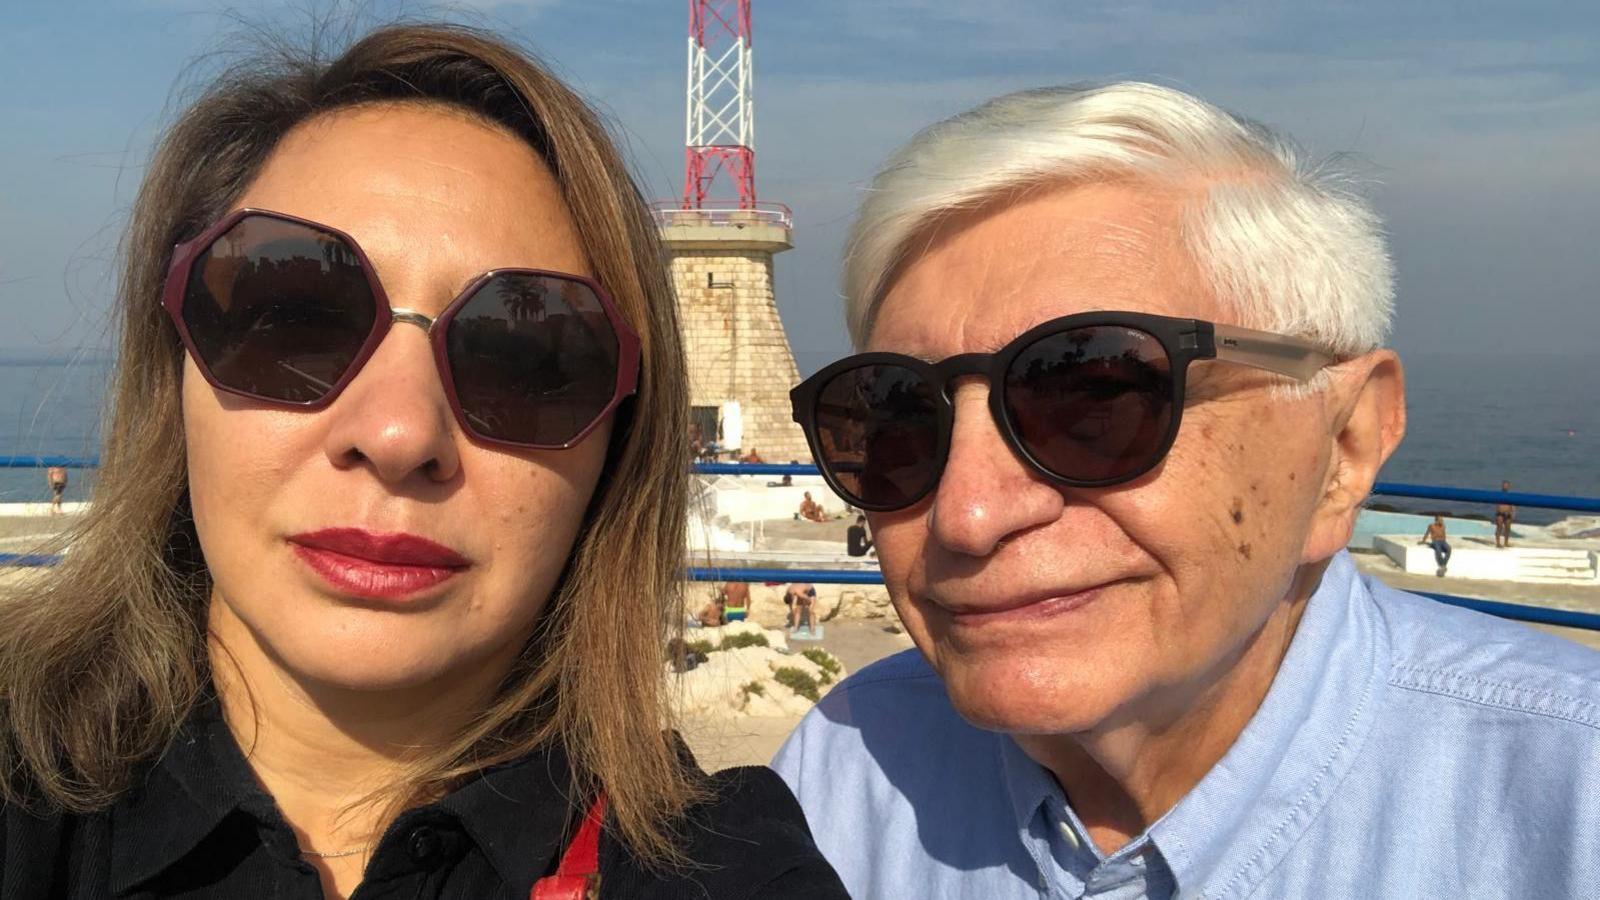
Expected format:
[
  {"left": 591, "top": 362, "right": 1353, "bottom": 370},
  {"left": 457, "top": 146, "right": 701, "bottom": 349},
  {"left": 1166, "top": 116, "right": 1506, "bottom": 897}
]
[
  {"left": 927, "top": 382, "right": 1063, "bottom": 557},
  {"left": 321, "top": 321, "right": 461, "bottom": 485}
]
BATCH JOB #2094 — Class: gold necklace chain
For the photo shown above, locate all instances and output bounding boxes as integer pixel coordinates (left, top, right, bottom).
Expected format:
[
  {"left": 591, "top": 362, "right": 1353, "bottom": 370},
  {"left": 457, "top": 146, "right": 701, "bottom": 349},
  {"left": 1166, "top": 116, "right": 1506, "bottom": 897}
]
[{"left": 299, "top": 845, "right": 370, "bottom": 860}]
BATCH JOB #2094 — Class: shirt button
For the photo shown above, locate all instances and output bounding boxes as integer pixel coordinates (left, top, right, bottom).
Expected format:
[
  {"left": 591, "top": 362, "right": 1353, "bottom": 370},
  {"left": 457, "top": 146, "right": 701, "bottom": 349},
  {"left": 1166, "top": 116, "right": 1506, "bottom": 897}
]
[{"left": 407, "top": 826, "right": 442, "bottom": 865}]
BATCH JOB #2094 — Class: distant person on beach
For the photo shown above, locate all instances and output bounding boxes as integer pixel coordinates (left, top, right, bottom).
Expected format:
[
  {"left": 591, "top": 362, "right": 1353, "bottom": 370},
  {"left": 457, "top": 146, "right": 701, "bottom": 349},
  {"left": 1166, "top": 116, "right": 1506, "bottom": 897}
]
[
  {"left": 846, "top": 515, "right": 873, "bottom": 557},
  {"left": 694, "top": 589, "right": 726, "bottom": 628},
  {"left": 777, "top": 81, "right": 1600, "bottom": 899},
  {"left": 1420, "top": 515, "right": 1452, "bottom": 575},
  {"left": 0, "top": 24, "right": 842, "bottom": 900},
  {"left": 1495, "top": 480, "right": 1516, "bottom": 548},
  {"left": 739, "top": 446, "right": 764, "bottom": 463},
  {"left": 784, "top": 582, "right": 817, "bottom": 631},
  {"left": 45, "top": 466, "right": 67, "bottom": 515},
  {"left": 798, "top": 491, "right": 827, "bottom": 523},
  {"left": 719, "top": 581, "right": 751, "bottom": 623}
]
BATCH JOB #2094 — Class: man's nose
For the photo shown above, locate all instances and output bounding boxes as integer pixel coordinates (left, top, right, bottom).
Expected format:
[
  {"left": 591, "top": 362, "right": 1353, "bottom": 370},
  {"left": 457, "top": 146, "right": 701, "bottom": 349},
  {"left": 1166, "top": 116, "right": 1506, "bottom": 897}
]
[
  {"left": 927, "top": 381, "right": 1064, "bottom": 557},
  {"left": 320, "top": 317, "right": 461, "bottom": 485}
]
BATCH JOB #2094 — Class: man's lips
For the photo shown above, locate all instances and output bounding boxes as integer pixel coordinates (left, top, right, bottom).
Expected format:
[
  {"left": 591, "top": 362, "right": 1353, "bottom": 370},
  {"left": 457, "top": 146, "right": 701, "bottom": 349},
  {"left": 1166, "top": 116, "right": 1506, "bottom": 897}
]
[
  {"left": 938, "top": 583, "right": 1109, "bottom": 626},
  {"left": 287, "top": 528, "right": 469, "bottom": 600}
]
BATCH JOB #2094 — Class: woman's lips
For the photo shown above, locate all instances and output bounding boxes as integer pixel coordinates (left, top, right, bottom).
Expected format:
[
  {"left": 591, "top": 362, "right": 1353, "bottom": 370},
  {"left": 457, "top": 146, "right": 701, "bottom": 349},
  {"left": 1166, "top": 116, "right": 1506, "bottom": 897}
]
[
  {"left": 288, "top": 528, "right": 469, "bottom": 601},
  {"left": 943, "top": 586, "right": 1105, "bottom": 627}
]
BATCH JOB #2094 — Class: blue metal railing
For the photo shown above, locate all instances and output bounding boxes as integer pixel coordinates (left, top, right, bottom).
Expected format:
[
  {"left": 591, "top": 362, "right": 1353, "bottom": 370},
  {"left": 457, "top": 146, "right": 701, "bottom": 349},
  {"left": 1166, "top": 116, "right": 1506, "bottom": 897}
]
[
  {"left": 1371, "top": 482, "right": 1600, "bottom": 514},
  {"left": 5, "top": 458, "right": 1598, "bottom": 633},
  {"left": 1, "top": 455, "right": 99, "bottom": 468}
]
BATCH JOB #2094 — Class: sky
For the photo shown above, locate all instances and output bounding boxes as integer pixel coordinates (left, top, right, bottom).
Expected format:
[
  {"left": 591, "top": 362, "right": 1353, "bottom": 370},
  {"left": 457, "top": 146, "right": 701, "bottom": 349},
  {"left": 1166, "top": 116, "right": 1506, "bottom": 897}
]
[{"left": 1, "top": 0, "right": 1597, "bottom": 370}]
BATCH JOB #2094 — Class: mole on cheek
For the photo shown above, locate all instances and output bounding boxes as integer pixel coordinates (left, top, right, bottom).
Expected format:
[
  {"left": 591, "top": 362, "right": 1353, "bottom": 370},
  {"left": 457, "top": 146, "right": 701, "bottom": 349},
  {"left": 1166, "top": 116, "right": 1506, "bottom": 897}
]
[
  {"left": 1237, "top": 542, "right": 1252, "bottom": 559},
  {"left": 1230, "top": 498, "right": 1244, "bottom": 525}
]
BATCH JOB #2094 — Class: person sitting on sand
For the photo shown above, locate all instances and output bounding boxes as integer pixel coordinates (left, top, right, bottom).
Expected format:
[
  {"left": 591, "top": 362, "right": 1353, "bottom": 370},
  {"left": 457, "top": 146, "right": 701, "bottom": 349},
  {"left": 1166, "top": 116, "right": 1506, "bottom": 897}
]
[
  {"left": 1420, "top": 515, "right": 1451, "bottom": 576},
  {"left": 45, "top": 466, "right": 67, "bottom": 515},
  {"left": 739, "top": 447, "right": 764, "bottom": 464},
  {"left": 695, "top": 590, "right": 726, "bottom": 628},
  {"left": 846, "top": 515, "right": 873, "bottom": 557},
  {"left": 1495, "top": 481, "right": 1516, "bottom": 548},
  {"left": 798, "top": 491, "right": 828, "bottom": 523}
]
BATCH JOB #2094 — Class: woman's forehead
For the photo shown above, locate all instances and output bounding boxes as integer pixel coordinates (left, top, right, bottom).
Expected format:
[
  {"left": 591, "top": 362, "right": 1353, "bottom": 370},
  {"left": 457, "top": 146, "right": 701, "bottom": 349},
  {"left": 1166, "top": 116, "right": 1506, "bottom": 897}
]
[{"left": 233, "top": 104, "right": 589, "bottom": 279}]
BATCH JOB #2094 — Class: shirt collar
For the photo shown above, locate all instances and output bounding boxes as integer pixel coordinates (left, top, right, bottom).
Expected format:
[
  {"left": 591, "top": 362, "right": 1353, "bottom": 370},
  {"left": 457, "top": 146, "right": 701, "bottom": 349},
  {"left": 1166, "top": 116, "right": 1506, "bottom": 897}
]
[
  {"left": 109, "top": 694, "right": 275, "bottom": 894},
  {"left": 109, "top": 694, "right": 581, "bottom": 897},
  {"left": 994, "top": 552, "right": 1387, "bottom": 897},
  {"left": 431, "top": 742, "right": 578, "bottom": 891},
  {"left": 1152, "top": 551, "right": 1389, "bottom": 896}
]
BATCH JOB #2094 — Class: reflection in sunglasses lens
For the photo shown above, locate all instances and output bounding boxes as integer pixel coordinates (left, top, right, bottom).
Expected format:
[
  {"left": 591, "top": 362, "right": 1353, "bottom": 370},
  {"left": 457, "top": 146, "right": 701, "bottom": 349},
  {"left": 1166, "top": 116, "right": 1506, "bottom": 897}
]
[
  {"left": 182, "top": 216, "right": 376, "bottom": 402},
  {"left": 815, "top": 364, "right": 941, "bottom": 509},
  {"left": 1003, "top": 326, "right": 1173, "bottom": 482},
  {"left": 446, "top": 273, "right": 619, "bottom": 446}
]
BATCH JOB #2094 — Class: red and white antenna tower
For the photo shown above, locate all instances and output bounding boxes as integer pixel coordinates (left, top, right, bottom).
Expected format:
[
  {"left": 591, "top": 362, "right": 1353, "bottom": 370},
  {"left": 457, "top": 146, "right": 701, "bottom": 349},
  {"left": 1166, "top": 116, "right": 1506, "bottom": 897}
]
[{"left": 683, "top": 0, "right": 756, "bottom": 209}]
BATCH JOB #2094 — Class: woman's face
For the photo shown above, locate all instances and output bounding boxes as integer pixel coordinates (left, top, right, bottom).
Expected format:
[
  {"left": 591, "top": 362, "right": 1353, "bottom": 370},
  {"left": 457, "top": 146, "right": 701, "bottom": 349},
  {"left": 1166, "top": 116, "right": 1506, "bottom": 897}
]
[{"left": 185, "top": 103, "right": 611, "bottom": 692}]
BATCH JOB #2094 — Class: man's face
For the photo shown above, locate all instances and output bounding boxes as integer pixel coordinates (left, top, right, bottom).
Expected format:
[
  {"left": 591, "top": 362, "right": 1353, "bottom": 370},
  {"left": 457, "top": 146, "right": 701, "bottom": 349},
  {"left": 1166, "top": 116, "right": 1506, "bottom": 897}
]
[{"left": 865, "top": 179, "right": 1346, "bottom": 735}]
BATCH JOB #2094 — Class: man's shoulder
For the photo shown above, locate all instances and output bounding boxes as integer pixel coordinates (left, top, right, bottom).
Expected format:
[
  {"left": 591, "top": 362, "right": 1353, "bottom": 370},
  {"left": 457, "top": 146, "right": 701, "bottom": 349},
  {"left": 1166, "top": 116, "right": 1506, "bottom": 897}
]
[
  {"left": 1364, "top": 575, "right": 1600, "bottom": 733},
  {"left": 774, "top": 648, "right": 997, "bottom": 778},
  {"left": 792, "top": 648, "right": 952, "bottom": 729}
]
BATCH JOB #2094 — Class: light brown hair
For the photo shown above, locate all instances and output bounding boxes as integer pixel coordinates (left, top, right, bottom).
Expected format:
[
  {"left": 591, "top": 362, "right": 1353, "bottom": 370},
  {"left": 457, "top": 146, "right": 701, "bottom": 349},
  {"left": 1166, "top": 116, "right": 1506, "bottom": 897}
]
[{"left": 0, "top": 23, "right": 695, "bottom": 862}]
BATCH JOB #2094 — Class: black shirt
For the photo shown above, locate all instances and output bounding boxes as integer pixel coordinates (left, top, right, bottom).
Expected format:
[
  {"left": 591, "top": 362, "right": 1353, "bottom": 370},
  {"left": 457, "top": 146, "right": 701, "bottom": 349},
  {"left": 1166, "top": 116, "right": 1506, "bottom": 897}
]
[
  {"left": 846, "top": 525, "right": 872, "bottom": 558},
  {"left": 1, "top": 701, "right": 846, "bottom": 899}
]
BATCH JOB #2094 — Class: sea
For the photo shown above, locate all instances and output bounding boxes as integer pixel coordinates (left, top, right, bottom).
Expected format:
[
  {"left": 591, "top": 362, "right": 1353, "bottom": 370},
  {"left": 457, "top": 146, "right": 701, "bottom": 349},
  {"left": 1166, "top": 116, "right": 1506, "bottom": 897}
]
[{"left": 3, "top": 349, "right": 1596, "bottom": 525}]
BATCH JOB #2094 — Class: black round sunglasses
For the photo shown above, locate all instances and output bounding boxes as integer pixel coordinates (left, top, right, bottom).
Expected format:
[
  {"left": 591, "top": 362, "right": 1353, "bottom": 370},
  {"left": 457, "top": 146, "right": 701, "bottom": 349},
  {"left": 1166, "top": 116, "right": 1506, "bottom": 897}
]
[{"left": 789, "top": 311, "right": 1335, "bottom": 512}]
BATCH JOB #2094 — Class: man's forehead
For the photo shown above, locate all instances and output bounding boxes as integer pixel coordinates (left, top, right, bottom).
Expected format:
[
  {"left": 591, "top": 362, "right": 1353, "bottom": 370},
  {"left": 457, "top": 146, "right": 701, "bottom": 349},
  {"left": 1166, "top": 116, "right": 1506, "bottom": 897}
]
[{"left": 868, "top": 180, "right": 1226, "bottom": 356}]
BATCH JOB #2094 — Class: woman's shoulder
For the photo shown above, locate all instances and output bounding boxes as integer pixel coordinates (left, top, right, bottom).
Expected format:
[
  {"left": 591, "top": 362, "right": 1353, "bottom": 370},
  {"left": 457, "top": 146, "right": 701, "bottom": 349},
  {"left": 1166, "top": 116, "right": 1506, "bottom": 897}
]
[
  {"left": 3, "top": 784, "right": 91, "bottom": 897},
  {"left": 600, "top": 764, "right": 848, "bottom": 899}
]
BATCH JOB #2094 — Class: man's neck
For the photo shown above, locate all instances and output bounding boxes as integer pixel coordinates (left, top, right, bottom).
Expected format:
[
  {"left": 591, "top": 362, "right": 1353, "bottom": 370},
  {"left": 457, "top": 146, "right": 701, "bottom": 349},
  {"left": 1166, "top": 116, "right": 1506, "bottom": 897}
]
[{"left": 1016, "top": 560, "right": 1326, "bottom": 856}]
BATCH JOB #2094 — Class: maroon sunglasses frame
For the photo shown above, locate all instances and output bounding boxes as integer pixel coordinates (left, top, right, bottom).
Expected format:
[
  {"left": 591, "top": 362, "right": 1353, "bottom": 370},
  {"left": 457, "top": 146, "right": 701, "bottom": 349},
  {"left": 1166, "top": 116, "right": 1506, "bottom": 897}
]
[{"left": 160, "top": 208, "right": 643, "bottom": 451}]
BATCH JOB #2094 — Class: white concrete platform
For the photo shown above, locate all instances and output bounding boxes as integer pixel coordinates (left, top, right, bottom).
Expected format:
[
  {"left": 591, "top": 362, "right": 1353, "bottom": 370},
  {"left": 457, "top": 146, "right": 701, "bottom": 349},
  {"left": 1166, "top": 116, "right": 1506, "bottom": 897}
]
[{"left": 1374, "top": 534, "right": 1599, "bottom": 584}]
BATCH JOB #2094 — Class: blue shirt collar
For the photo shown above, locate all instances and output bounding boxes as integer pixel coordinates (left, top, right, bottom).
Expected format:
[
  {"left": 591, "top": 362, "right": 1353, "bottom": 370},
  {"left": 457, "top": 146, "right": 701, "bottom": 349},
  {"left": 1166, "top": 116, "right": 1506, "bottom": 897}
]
[{"left": 996, "top": 552, "right": 1389, "bottom": 896}]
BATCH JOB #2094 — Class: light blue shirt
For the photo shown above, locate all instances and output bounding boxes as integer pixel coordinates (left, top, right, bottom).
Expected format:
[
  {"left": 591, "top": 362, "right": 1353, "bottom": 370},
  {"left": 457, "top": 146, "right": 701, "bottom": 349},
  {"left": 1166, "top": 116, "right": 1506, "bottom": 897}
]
[{"left": 772, "top": 552, "right": 1600, "bottom": 898}]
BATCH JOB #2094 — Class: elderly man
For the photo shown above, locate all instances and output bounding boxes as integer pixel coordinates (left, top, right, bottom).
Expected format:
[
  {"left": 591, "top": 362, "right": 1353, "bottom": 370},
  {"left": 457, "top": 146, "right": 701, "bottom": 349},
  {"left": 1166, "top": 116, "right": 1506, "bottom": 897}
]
[{"left": 775, "top": 83, "right": 1600, "bottom": 899}]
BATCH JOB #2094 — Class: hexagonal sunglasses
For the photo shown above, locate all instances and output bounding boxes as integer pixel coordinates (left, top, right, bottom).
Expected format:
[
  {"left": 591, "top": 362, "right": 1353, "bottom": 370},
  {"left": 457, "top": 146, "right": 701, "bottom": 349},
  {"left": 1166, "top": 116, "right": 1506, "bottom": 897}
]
[{"left": 161, "top": 209, "right": 640, "bottom": 449}]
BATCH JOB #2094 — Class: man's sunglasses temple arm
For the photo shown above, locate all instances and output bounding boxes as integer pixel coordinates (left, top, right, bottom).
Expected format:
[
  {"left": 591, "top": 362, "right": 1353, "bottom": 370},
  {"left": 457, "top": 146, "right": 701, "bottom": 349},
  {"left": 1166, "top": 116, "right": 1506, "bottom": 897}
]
[{"left": 1210, "top": 323, "right": 1336, "bottom": 383}]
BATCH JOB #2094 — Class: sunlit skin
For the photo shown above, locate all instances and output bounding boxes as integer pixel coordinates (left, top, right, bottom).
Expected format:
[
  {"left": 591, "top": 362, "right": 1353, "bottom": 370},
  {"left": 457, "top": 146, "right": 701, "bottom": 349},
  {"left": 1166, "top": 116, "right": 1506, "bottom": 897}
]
[
  {"left": 865, "top": 179, "right": 1405, "bottom": 854},
  {"left": 183, "top": 103, "right": 609, "bottom": 898}
]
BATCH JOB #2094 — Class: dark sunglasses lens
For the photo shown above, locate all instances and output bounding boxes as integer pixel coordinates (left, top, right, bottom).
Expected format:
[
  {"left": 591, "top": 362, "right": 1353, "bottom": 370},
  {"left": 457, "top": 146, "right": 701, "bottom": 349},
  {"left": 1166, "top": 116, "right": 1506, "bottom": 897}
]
[
  {"left": 445, "top": 273, "right": 619, "bottom": 446},
  {"left": 181, "top": 216, "right": 376, "bottom": 403},
  {"left": 813, "top": 364, "right": 941, "bottom": 509},
  {"left": 1004, "top": 326, "right": 1174, "bottom": 483}
]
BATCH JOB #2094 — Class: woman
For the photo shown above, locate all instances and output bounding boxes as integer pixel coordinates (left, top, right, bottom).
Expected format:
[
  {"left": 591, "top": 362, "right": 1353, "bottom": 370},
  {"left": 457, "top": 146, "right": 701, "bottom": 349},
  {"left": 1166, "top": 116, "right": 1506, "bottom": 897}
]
[{"left": 0, "top": 24, "right": 844, "bottom": 900}]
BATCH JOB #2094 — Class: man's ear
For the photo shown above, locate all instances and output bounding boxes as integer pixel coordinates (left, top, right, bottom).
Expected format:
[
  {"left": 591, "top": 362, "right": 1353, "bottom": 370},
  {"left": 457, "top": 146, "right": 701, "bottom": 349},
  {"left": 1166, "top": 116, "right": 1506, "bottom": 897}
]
[{"left": 1301, "top": 350, "right": 1407, "bottom": 564}]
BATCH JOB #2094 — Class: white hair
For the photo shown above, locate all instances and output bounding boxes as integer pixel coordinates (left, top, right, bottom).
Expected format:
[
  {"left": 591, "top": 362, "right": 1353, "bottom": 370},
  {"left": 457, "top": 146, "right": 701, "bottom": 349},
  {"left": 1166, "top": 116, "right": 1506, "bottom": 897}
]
[{"left": 842, "top": 82, "right": 1394, "bottom": 360}]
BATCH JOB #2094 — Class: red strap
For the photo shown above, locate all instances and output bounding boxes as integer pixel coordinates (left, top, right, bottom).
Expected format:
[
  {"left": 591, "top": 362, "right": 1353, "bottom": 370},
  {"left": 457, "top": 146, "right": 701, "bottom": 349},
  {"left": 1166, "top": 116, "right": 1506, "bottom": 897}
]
[{"left": 531, "top": 794, "right": 608, "bottom": 900}]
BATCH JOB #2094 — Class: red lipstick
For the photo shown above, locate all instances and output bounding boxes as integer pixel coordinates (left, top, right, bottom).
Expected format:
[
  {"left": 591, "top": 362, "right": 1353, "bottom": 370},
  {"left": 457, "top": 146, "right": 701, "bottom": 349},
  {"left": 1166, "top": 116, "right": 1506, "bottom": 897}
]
[{"left": 288, "top": 528, "right": 468, "bottom": 601}]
